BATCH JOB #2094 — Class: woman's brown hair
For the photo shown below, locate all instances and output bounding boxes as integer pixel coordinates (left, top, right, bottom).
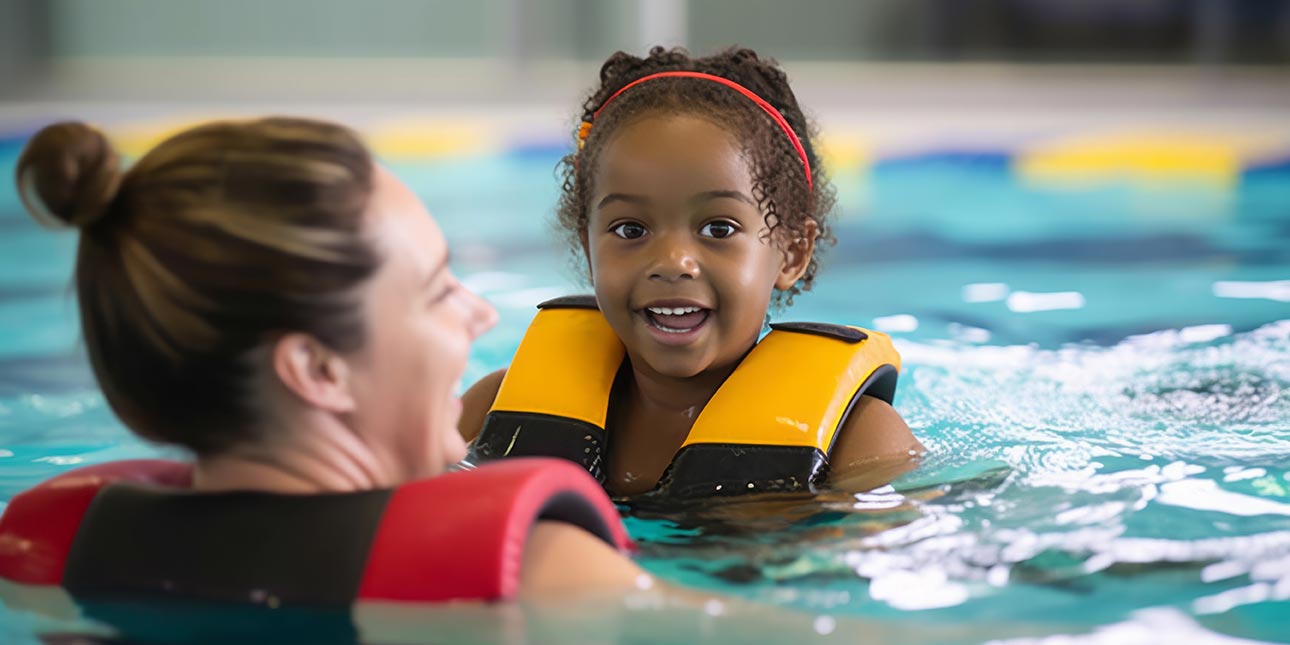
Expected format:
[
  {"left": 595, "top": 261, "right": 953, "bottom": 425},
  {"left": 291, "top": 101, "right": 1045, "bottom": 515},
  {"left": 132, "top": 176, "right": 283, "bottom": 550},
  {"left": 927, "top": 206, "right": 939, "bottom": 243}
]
[{"left": 16, "top": 118, "right": 379, "bottom": 456}]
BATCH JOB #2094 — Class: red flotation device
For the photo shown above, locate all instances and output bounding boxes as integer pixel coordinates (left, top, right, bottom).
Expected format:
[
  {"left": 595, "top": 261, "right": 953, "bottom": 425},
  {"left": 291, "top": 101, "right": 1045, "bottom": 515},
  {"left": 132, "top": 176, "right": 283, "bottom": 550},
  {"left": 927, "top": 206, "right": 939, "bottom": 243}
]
[{"left": 0, "top": 457, "right": 630, "bottom": 604}]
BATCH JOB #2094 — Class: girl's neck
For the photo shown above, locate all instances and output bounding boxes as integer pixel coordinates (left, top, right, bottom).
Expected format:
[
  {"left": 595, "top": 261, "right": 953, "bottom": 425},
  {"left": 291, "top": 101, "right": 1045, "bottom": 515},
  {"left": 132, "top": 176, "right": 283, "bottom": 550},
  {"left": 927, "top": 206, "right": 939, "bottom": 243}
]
[
  {"left": 191, "top": 411, "right": 391, "bottom": 494},
  {"left": 624, "top": 355, "right": 740, "bottom": 417}
]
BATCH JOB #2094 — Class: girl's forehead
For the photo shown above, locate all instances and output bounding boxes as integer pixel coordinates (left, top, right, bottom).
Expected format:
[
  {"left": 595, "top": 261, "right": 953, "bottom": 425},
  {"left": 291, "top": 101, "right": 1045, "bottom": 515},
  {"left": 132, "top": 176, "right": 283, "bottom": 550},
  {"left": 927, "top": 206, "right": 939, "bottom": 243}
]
[
  {"left": 595, "top": 114, "right": 751, "bottom": 188},
  {"left": 606, "top": 111, "right": 737, "bottom": 147}
]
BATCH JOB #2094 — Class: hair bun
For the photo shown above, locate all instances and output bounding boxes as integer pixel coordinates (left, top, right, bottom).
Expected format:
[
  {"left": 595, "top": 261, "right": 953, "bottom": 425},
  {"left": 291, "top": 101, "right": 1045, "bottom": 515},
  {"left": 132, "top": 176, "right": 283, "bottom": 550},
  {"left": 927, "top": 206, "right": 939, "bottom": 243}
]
[{"left": 16, "top": 121, "right": 122, "bottom": 230}]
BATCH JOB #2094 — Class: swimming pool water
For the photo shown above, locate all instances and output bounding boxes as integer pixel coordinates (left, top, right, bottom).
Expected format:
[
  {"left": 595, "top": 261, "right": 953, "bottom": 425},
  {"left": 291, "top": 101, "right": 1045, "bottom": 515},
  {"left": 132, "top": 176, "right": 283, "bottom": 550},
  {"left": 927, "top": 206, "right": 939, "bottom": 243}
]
[{"left": 1, "top": 135, "right": 1288, "bottom": 643}]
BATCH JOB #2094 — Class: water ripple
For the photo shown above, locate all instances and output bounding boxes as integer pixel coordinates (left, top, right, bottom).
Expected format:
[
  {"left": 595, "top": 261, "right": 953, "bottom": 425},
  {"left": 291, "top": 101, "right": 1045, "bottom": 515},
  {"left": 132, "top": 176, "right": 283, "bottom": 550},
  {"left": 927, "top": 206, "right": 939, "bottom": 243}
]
[{"left": 631, "top": 320, "right": 1290, "bottom": 632}]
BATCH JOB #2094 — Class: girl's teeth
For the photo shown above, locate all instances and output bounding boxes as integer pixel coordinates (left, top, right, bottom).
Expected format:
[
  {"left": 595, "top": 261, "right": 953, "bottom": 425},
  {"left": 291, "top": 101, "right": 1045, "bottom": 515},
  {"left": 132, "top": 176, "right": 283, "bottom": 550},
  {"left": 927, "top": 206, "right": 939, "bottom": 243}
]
[
  {"left": 645, "top": 307, "right": 708, "bottom": 333},
  {"left": 648, "top": 306, "right": 701, "bottom": 316},
  {"left": 653, "top": 323, "right": 687, "bottom": 333}
]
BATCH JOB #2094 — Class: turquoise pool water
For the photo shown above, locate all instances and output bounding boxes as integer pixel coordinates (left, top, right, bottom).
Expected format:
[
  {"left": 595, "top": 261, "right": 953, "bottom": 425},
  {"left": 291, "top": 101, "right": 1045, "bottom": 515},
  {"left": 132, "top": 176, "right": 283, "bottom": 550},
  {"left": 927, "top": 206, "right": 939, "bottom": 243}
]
[{"left": 1, "top": 137, "right": 1288, "bottom": 643}]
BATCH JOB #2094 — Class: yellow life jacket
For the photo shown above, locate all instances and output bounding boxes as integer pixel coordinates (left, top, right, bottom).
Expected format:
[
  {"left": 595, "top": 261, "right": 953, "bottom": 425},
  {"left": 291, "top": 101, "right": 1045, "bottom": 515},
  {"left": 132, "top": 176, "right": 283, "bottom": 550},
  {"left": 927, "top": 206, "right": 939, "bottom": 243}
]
[{"left": 470, "top": 296, "right": 901, "bottom": 498}]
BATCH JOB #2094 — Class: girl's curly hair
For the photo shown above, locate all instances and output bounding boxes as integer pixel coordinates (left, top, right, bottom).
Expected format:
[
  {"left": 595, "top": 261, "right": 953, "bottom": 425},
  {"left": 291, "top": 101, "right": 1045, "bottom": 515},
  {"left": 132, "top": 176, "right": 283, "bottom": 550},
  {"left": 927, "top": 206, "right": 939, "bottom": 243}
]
[{"left": 556, "top": 46, "right": 836, "bottom": 307}]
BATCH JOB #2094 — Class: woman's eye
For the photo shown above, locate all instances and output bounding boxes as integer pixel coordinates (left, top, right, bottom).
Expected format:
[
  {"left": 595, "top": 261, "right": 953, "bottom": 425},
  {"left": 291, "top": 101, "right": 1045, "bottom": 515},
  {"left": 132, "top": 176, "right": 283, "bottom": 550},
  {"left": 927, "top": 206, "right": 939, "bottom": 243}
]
[
  {"left": 429, "top": 283, "right": 454, "bottom": 305},
  {"left": 699, "top": 221, "right": 737, "bottom": 239},
  {"left": 429, "top": 274, "right": 459, "bottom": 305},
  {"left": 610, "top": 222, "right": 647, "bottom": 239}
]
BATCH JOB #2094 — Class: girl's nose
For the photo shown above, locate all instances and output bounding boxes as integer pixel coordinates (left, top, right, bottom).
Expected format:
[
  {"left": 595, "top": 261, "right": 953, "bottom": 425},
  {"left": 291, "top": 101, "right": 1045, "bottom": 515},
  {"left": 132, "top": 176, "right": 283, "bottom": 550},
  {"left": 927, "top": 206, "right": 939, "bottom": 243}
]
[{"left": 648, "top": 239, "right": 700, "bottom": 282}]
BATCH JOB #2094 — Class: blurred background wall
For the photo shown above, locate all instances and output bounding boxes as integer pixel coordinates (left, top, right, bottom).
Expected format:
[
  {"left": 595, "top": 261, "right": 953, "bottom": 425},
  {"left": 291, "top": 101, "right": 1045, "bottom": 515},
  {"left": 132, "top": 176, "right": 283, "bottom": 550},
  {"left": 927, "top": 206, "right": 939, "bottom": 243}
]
[
  {"left": 1, "top": 0, "right": 1287, "bottom": 167},
  {"left": 2, "top": 0, "right": 1288, "bottom": 103},
  {"left": 8, "top": 0, "right": 1290, "bottom": 65}
]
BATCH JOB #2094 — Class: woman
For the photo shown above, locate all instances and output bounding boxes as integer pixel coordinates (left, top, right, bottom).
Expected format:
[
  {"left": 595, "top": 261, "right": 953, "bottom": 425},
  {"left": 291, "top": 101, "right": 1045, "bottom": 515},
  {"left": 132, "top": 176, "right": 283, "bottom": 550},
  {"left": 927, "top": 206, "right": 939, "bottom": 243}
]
[{"left": 0, "top": 118, "right": 644, "bottom": 614}]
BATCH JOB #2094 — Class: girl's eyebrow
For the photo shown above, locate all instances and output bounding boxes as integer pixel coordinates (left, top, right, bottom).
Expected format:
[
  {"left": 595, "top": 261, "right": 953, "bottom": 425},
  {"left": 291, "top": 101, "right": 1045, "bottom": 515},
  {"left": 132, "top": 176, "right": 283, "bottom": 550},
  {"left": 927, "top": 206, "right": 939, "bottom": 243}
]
[
  {"left": 597, "top": 190, "right": 755, "bottom": 210},
  {"left": 596, "top": 193, "right": 648, "bottom": 210},
  {"left": 691, "top": 190, "right": 755, "bottom": 206}
]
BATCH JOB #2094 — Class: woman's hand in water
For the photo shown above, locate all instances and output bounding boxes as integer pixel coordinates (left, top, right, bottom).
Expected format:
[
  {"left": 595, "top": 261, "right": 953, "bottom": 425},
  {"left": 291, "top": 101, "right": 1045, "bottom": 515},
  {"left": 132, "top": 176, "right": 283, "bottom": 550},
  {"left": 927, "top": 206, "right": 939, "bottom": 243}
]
[{"left": 827, "top": 397, "right": 924, "bottom": 492}]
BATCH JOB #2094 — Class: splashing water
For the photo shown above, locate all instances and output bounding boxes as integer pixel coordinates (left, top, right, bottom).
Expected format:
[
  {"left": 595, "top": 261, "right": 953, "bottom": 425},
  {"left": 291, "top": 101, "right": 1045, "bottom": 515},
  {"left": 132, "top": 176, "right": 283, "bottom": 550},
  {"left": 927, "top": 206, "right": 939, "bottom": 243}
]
[{"left": 625, "top": 320, "right": 1290, "bottom": 642}]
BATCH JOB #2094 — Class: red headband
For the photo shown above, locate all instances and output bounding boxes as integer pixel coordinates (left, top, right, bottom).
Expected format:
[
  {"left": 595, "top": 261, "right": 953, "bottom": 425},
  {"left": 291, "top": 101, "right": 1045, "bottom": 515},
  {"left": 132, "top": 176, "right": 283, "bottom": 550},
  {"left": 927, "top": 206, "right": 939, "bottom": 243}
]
[{"left": 579, "top": 71, "right": 813, "bottom": 191}]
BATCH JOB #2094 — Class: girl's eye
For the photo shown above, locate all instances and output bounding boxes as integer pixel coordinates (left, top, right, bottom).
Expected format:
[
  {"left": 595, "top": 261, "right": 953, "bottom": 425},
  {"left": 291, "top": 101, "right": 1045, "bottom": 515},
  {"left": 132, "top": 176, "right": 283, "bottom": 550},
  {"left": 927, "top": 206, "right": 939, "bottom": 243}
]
[
  {"left": 610, "top": 222, "right": 648, "bottom": 240},
  {"left": 699, "top": 221, "right": 738, "bottom": 239}
]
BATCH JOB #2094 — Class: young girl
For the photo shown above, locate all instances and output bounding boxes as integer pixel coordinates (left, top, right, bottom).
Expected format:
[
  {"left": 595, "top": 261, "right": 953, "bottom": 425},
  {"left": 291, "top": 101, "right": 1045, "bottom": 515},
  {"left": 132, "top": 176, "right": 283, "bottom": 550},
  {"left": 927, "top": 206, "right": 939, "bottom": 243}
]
[{"left": 460, "top": 47, "right": 923, "bottom": 498}]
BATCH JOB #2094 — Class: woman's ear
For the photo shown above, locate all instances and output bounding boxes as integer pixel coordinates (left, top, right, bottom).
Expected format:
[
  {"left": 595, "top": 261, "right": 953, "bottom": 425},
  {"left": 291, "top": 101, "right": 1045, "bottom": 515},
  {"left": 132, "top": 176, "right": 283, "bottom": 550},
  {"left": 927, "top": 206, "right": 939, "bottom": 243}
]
[
  {"left": 271, "top": 333, "right": 356, "bottom": 413},
  {"left": 775, "top": 220, "right": 818, "bottom": 290}
]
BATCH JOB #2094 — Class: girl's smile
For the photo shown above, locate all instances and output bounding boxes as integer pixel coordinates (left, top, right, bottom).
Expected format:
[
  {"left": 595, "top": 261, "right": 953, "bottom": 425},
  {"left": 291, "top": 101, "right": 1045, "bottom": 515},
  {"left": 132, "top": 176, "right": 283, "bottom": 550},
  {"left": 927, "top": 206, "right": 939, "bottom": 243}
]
[{"left": 638, "top": 298, "right": 712, "bottom": 346}]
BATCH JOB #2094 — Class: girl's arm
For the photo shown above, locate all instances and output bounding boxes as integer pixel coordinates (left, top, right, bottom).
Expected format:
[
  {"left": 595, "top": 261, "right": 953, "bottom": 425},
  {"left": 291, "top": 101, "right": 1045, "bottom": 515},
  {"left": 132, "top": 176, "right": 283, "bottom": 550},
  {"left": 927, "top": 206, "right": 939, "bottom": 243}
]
[{"left": 827, "top": 397, "right": 925, "bottom": 492}]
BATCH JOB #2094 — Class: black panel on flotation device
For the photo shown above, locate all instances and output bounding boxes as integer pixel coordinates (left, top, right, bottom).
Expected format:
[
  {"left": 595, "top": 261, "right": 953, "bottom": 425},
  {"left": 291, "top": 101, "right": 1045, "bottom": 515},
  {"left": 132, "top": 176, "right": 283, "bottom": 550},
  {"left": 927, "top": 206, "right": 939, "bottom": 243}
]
[{"left": 64, "top": 485, "right": 391, "bottom": 605}]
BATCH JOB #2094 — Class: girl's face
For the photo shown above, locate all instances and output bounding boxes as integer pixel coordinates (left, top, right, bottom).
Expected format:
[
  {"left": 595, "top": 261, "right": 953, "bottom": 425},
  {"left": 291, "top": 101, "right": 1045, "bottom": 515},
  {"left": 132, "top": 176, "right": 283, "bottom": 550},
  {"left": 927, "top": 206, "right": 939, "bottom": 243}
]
[{"left": 585, "top": 113, "right": 807, "bottom": 379}]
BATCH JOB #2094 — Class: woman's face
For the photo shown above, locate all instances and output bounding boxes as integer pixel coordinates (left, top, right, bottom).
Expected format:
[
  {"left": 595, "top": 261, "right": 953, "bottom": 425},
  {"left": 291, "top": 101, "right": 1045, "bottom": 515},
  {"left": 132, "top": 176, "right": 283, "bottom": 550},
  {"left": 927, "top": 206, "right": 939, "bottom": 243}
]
[{"left": 346, "top": 167, "right": 497, "bottom": 481}]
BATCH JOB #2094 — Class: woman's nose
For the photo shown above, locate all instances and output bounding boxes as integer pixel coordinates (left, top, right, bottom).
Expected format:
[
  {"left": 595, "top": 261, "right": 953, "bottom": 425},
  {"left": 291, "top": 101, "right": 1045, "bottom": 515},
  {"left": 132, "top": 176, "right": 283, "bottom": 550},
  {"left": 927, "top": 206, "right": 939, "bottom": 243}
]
[
  {"left": 648, "top": 238, "right": 700, "bottom": 282},
  {"left": 466, "top": 289, "right": 498, "bottom": 339}
]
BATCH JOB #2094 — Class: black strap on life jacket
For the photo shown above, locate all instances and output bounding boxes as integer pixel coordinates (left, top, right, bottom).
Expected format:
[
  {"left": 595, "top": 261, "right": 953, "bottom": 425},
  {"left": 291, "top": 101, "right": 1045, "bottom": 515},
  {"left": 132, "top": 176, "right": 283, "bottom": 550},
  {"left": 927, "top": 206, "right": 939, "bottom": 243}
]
[{"left": 471, "top": 295, "right": 610, "bottom": 482}]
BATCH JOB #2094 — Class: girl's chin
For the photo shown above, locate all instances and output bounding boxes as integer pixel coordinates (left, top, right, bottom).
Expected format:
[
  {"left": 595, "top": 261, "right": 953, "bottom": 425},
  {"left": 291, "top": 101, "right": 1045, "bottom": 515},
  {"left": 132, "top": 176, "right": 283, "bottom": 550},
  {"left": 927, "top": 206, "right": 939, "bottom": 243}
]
[{"left": 638, "top": 355, "right": 711, "bottom": 380}]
